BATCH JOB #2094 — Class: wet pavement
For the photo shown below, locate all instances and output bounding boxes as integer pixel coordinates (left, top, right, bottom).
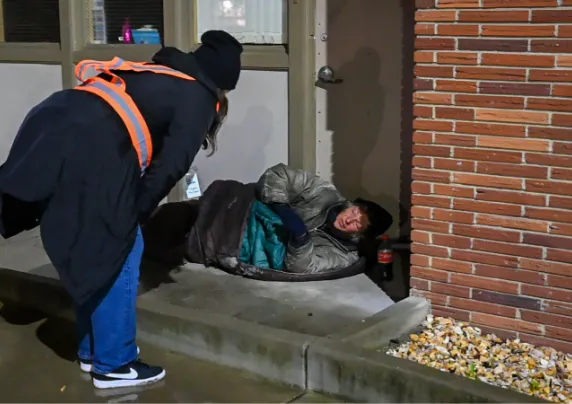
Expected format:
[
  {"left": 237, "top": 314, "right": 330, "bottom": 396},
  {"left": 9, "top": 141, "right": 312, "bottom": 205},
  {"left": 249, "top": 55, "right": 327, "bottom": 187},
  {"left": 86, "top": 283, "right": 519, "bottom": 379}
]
[{"left": 0, "top": 303, "right": 342, "bottom": 403}]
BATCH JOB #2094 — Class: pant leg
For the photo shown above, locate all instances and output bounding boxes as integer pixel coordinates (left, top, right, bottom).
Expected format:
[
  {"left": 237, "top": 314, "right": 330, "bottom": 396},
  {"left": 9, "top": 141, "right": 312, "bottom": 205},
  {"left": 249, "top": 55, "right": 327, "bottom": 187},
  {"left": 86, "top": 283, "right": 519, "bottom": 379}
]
[
  {"left": 91, "top": 226, "right": 143, "bottom": 374},
  {"left": 76, "top": 301, "right": 94, "bottom": 361}
]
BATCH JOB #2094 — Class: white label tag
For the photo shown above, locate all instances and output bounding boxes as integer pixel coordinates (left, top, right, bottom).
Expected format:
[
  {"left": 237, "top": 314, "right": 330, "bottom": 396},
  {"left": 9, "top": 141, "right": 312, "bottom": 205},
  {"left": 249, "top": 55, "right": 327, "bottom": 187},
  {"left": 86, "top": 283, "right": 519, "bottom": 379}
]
[{"left": 185, "top": 173, "right": 202, "bottom": 199}]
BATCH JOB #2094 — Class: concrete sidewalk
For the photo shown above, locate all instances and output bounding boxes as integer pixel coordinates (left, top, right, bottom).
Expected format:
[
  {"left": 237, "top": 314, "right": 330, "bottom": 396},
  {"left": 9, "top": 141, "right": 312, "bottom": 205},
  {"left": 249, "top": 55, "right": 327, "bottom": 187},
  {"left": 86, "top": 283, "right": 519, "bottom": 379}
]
[{"left": 0, "top": 230, "right": 540, "bottom": 403}]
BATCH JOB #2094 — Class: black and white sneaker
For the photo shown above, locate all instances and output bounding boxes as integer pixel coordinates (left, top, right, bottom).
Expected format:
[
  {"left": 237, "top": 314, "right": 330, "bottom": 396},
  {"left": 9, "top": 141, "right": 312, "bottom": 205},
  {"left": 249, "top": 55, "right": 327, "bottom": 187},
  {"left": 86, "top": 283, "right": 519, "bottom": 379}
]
[
  {"left": 92, "top": 360, "right": 166, "bottom": 389},
  {"left": 79, "top": 346, "right": 140, "bottom": 373}
]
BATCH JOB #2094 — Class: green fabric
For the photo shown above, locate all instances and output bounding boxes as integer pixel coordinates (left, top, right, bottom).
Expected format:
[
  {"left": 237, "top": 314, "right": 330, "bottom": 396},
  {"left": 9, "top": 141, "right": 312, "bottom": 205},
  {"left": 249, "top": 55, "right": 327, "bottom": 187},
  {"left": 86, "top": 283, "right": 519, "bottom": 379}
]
[{"left": 240, "top": 201, "right": 287, "bottom": 270}]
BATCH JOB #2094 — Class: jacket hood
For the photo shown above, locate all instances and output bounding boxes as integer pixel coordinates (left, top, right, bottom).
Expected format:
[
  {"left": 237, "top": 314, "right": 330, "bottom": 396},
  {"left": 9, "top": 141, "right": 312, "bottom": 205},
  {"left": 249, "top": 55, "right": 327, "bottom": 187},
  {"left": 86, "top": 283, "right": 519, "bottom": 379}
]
[{"left": 151, "top": 47, "right": 219, "bottom": 101}]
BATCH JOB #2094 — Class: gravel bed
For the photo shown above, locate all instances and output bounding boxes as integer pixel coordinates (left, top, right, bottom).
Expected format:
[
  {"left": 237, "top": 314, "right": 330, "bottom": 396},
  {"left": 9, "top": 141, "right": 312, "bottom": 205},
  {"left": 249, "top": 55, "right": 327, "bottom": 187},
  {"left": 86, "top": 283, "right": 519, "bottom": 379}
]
[{"left": 386, "top": 315, "right": 571, "bottom": 403}]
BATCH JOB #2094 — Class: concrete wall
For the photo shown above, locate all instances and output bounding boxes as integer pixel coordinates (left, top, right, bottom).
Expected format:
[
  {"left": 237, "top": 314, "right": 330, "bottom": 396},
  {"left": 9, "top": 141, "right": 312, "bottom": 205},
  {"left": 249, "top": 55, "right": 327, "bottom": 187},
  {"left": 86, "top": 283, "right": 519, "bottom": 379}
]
[
  {"left": 0, "top": 64, "right": 63, "bottom": 162},
  {"left": 193, "top": 70, "right": 289, "bottom": 188}
]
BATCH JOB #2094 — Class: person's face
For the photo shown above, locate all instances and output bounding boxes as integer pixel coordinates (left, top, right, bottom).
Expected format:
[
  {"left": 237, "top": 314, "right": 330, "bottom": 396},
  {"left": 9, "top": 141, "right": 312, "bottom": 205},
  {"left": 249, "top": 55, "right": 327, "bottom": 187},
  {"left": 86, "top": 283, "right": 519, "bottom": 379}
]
[{"left": 334, "top": 206, "right": 369, "bottom": 234}]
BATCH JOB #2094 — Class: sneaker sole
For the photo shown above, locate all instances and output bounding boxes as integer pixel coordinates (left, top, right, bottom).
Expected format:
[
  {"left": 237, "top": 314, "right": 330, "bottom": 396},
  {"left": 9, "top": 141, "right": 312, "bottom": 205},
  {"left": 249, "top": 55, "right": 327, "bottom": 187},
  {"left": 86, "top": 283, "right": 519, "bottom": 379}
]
[{"left": 93, "top": 369, "right": 166, "bottom": 389}]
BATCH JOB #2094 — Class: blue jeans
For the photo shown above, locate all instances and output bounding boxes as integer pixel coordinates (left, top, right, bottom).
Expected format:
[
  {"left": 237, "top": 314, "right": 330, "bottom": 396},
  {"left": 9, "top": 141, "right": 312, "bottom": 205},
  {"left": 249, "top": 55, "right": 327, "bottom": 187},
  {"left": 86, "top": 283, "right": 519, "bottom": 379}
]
[{"left": 76, "top": 227, "right": 143, "bottom": 374}]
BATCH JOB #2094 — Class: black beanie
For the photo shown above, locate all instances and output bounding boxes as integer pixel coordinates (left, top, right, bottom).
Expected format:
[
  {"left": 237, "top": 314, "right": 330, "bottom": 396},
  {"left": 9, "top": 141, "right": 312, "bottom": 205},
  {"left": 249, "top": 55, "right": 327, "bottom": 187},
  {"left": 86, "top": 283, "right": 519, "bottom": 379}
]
[
  {"left": 354, "top": 198, "right": 393, "bottom": 238},
  {"left": 193, "top": 30, "right": 243, "bottom": 91}
]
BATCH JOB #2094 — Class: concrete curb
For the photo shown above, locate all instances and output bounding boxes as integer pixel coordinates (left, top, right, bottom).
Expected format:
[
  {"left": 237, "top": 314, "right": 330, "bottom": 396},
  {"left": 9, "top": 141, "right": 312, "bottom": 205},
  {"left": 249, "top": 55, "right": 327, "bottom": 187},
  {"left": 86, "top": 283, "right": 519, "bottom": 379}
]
[{"left": 0, "top": 269, "right": 543, "bottom": 403}]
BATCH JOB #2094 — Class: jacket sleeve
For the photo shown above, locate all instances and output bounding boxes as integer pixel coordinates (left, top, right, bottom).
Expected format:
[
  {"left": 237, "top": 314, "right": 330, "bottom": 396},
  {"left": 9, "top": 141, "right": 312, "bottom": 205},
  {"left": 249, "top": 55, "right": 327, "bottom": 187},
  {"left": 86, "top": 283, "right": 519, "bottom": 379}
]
[
  {"left": 257, "top": 163, "right": 343, "bottom": 207},
  {"left": 138, "top": 95, "right": 216, "bottom": 223},
  {"left": 285, "top": 242, "right": 359, "bottom": 274}
]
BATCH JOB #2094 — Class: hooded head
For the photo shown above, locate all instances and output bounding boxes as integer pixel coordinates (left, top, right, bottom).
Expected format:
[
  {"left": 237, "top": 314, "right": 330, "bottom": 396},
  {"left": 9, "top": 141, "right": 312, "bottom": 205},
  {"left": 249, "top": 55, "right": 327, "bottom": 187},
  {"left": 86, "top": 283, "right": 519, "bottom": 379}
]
[{"left": 193, "top": 30, "right": 243, "bottom": 91}]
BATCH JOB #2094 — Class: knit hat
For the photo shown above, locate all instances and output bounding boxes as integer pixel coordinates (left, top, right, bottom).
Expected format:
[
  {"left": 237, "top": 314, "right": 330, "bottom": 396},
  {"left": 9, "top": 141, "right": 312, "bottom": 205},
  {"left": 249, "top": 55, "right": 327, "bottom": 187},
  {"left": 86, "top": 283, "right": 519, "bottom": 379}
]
[
  {"left": 193, "top": 30, "right": 243, "bottom": 91},
  {"left": 354, "top": 198, "right": 393, "bottom": 238}
]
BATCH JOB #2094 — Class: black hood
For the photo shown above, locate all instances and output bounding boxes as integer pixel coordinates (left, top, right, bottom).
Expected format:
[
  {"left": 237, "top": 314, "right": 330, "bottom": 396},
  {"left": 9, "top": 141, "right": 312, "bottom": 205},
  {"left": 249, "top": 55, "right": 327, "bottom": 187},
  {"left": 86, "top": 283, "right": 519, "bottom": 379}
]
[{"left": 151, "top": 47, "right": 219, "bottom": 102}]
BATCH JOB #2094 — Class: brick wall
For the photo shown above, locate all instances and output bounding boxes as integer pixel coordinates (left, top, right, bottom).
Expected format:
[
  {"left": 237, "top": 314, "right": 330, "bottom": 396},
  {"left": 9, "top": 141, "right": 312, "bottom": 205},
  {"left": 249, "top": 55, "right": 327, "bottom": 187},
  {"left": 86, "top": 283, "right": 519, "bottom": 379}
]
[{"left": 411, "top": 0, "right": 572, "bottom": 354}]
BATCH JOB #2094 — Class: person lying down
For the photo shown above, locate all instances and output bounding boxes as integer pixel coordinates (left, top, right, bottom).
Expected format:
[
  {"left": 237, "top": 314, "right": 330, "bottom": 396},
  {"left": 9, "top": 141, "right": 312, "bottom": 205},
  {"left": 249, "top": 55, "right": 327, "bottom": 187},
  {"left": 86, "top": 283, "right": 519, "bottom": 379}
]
[{"left": 142, "top": 163, "right": 393, "bottom": 275}]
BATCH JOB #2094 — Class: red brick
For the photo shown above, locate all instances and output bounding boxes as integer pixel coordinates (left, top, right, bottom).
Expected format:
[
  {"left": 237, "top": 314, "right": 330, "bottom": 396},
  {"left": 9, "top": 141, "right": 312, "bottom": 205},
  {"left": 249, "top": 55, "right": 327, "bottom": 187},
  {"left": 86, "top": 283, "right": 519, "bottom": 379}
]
[
  {"left": 411, "top": 254, "right": 431, "bottom": 267},
  {"left": 560, "top": 26, "right": 572, "bottom": 38},
  {"left": 527, "top": 179, "right": 572, "bottom": 197},
  {"left": 550, "top": 196, "right": 572, "bottom": 210},
  {"left": 559, "top": 55, "right": 572, "bottom": 67},
  {"left": 434, "top": 158, "right": 476, "bottom": 172},
  {"left": 413, "top": 131, "right": 434, "bottom": 143},
  {"left": 522, "top": 284, "right": 572, "bottom": 303},
  {"left": 411, "top": 266, "right": 449, "bottom": 282},
  {"left": 437, "top": 52, "right": 479, "bottom": 66},
  {"left": 412, "top": 243, "right": 450, "bottom": 258},
  {"left": 475, "top": 110, "right": 550, "bottom": 126},
  {"left": 413, "top": 156, "right": 432, "bottom": 168},
  {"left": 437, "top": 25, "right": 480, "bottom": 36},
  {"left": 554, "top": 141, "right": 572, "bottom": 155},
  {"left": 476, "top": 325, "right": 518, "bottom": 341},
  {"left": 550, "top": 222, "right": 572, "bottom": 237},
  {"left": 552, "top": 168, "right": 572, "bottom": 181},
  {"left": 522, "top": 334, "right": 572, "bottom": 355},
  {"left": 454, "top": 199, "right": 522, "bottom": 217},
  {"left": 456, "top": 94, "right": 524, "bottom": 110},
  {"left": 412, "top": 230, "right": 432, "bottom": 244},
  {"left": 483, "top": 0, "right": 557, "bottom": 6},
  {"left": 530, "top": 69, "right": 572, "bottom": 83},
  {"left": 475, "top": 265, "right": 546, "bottom": 285},
  {"left": 528, "top": 97, "right": 572, "bottom": 113},
  {"left": 411, "top": 277, "right": 430, "bottom": 291},
  {"left": 411, "top": 290, "right": 449, "bottom": 306},
  {"left": 522, "top": 310, "right": 572, "bottom": 330},
  {"left": 453, "top": 223, "right": 520, "bottom": 243},
  {"left": 453, "top": 173, "right": 523, "bottom": 190},
  {"left": 548, "top": 249, "right": 572, "bottom": 265},
  {"left": 415, "top": 65, "right": 454, "bottom": 79},
  {"left": 478, "top": 214, "right": 549, "bottom": 232},
  {"left": 438, "top": 0, "right": 480, "bottom": 7},
  {"left": 414, "top": 119, "right": 454, "bottom": 132},
  {"left": 434, "top": 134, "right": 477, "bottom": 147},
  {"left": 411, "top": 206, "right": 432, "bottom": 218},
  {"left": 414, "top": 92, "right": 453, "bottom": 105},
  {"left": 474, "top": 239, "right": 543, "bottom": 259},
  {"left": 433, "top": 234, "right": 472, "bottom": 249},
  {"left": 526, "top": 207, "right": 572, "bottom": 224},
  {"left": 454, "top": 148, "right": 522, "bottom": 163},
  {"left": 456, "top": 67, "right": 527, "bottom": 81},
  {"left": 483, "top": 25, "right": 555, "bottom": 37},
  {"left": 415, "top": 10, "right": 457, "bottom": 22},
  {"left": 415, "top": 23, "right": 436, "bottom": 35},
  {"left": 544, "top": 300, "right": 572, "bottom": 316},
  {"left": 415, "top": 37, "right": 456, "bottom": 51},
  {"left": 480, "top": 82, "right": 551, "bottom": 97},
  {"left": 431, "top": 282, "right": 471, "bottom": 298},
  {"left": 478, "top": 136, "right": 550, "bottom": 152},
  {"left": 473, "top": 289, "right": 542, "bottom": 310},
  {"left": 412, "top": 218, "right": 450, "bottom": 233},
  {"left": 434, "top": 184, "right": 475, "bottom": 198},
  {"left": 411, "top": 181, "right": 432, "bottom": 195},
  {"left": 481, "top": 53, "right": 555, "bottom": 68},
  {"left": 413, "top": 144, "right": 451, "bottom": 157},
  {"left": 458, "top": 39, "right": 528, "bottom": 53},
  {"left": 433, "top": 305, "right": 472, "bottom": 322},
  {"left": 432, "top": 257, "right": 473, "bottom": 273},
  {"left": 414, "top": 52, "right": 435, "bottom": 64},
  {"left": 412, "top": 194, "right": 452, "bottom": 209},
  {"left": 531, "top": 10, "right": 572, "bottom": 23},
  {"left": 472, "top": 313, "right": 543, "bottom": 335},
  {"left": 523, "top": 233, "right": 571, "bottom": 250},
  {"left": 433, "top": 208, "right": 475, "bottom": 224},
  {"left": 415, "top": 78, "right": 434, "bottom": 91},
  {"left": 553, "top": 114, "right": 572, "bottom": 127},
  {"left": 435, "top": 107, "right": 475, "bottom": 120},
  {"left": 413, "top": 106, "right": 433, "bottom": 118},
  {"left": 451, "top": 249, "right": 519, "bottom": 268},
  {"left": 528, "top": 127, "right": 572, "bottom": 141},
  {"left": 451, "top": 273, "right": 519, "bottom": 294},
  {"left": 547, "top": 274, "right": 572, "bottom": 291},
  {"left": 459, "top": 10, "right": 530, "bottom": 22},
  {"left": 436, "top": 79, "right": 477, "bottom": 93},
  {"left": 416, "top": 0, "right": 435, "bottom": 9},
  {"left": 475, "top": 188, "right": 547, "bottom": 206},
  {"left": 532, "top": 40, "right": 572, "bottom": 54},
  {"left": 526, "top": 153, "right": 572, "bottom": 168},
  {"left": 547, "top": 326, "right": 572, "bottom": 343},
  {"left": 449, "top": 297, "right": 517, "bottom": 318},
  {"left": 553, "top": 85, "right": 572, "bottom": 98},
  {"left": 455, "top": 122, "right": 525, "bottom": 137},
  {"left": 477, "top": 162, "right": 547, "bottom": 179}
]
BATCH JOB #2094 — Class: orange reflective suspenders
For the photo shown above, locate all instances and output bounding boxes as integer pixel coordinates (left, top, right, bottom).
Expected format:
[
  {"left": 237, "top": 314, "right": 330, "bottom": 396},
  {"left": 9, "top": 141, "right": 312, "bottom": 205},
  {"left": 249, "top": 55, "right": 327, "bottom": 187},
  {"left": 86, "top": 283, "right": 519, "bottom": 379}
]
[{"left": 74, "top": 57, "right": 200, "bottom": 174}]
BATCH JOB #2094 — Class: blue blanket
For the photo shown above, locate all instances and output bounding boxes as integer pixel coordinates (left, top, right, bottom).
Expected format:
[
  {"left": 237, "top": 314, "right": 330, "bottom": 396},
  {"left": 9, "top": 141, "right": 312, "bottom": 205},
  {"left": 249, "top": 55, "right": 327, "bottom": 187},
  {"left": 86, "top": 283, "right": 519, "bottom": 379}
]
[{"left": 239, "top": 201, "right": 287, "bottom": 270}]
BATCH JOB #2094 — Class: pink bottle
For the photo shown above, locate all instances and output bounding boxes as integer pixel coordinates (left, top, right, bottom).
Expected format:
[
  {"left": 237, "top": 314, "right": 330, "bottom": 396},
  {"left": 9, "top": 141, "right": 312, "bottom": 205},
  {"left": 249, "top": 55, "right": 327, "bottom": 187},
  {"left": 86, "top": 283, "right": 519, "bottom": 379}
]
[{"left": 121, "top": 18, "right": 133, "bottom": 44}]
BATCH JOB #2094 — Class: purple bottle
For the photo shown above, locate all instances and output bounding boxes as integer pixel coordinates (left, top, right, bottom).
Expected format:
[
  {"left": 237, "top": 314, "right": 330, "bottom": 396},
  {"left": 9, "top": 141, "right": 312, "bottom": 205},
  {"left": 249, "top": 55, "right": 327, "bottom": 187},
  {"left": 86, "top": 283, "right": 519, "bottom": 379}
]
[{"left": 121, "top": 18, "right": 133, "bottom": 43}]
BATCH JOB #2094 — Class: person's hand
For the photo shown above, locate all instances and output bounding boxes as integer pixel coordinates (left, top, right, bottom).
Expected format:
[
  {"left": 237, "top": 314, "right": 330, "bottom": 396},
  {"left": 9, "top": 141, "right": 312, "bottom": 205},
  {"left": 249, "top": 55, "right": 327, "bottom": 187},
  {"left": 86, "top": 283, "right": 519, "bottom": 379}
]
[{"left": 271, "top": 203, "right": 308, "bottom": 239}]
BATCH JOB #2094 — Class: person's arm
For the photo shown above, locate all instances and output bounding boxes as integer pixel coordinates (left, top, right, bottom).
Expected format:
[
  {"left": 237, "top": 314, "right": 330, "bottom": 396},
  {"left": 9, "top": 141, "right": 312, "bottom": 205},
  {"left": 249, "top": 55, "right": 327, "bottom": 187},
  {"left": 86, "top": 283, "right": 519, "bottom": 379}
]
[
  {"left": 138, "top": 94, "right": 216, "bottom": 223},
  {"left": 285, "top": 242, "right": 359, "bottom": 274},
  {"left": 257, "top": 163, "right": 344, "bottom": 207}
]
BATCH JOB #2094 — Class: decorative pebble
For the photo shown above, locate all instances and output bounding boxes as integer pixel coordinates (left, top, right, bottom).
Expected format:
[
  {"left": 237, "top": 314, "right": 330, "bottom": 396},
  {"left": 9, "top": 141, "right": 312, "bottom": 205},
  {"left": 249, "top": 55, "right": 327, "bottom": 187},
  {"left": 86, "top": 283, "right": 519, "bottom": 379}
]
[{"left": 386, "top": 315, "right": 571, "bottom": 403}]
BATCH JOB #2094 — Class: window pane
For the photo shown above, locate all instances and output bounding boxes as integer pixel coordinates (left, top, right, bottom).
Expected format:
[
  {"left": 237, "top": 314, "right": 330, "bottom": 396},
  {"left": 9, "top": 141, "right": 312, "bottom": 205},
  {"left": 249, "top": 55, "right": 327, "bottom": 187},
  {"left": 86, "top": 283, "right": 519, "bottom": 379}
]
[
  {"left": 1, "top": 0, "right": 60, "bottom": 43},
  {"left": 196, "top": 0, "right": 287, "bottom": 45},
  {"left": 86, "top": 0, "right": 164, "bottom": 45}
]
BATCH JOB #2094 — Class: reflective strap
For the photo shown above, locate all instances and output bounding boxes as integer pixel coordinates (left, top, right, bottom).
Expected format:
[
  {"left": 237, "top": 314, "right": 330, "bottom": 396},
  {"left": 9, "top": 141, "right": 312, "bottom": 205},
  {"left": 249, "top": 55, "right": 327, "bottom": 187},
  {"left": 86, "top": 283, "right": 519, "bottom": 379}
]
[{"left": 75, "top": 78, "right": 153, "bottom": 172}]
